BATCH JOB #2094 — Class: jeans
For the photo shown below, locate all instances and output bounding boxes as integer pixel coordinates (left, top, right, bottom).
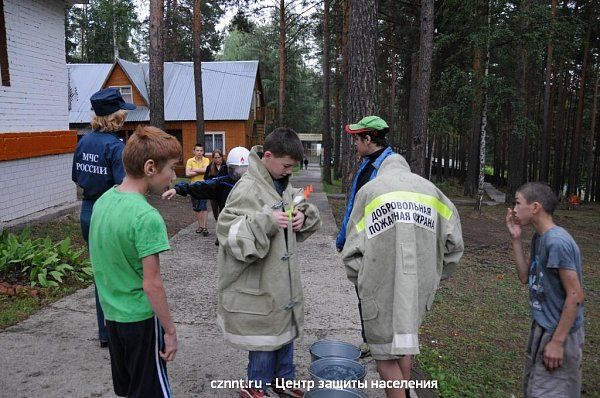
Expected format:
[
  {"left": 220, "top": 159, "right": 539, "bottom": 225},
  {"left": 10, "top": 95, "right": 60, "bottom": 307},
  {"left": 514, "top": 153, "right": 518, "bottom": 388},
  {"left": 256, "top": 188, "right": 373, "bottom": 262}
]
[
  {"left": 248, "top": 342, "right": 295, "bottom": 389},
  {"left": 81, "top": 199, "right": 107, "bottom": 342}
]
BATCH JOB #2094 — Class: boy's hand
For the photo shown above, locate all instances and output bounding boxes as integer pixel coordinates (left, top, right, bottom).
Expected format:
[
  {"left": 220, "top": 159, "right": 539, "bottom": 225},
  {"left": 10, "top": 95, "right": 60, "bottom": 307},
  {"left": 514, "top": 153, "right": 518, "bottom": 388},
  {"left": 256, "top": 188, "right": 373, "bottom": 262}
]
[
  {"left": 505, "top": 208, "right": 522, "bottom": 239},
  {"left": 272, "top": 211, "right": 290, "bottom": 228},
  {"left": 162, "top": 188, "right": 176, "bottom": 200},
  {"left": 291, "top": 210, "right": 305, "bottom": 231},
  {"left": 543, "top": 339, "right": 564, "bottom": 371},
  {"left": 160, "top": 329, "right": 178, "bottom": 362}
]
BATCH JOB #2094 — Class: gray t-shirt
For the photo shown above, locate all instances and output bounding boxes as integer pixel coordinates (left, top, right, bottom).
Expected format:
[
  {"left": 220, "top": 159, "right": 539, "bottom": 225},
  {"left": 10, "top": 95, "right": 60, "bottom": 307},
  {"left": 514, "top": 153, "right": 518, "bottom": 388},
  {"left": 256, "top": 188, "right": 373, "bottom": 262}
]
[{"left": 529, "top": 226, "right": 584, "bottom": 332}]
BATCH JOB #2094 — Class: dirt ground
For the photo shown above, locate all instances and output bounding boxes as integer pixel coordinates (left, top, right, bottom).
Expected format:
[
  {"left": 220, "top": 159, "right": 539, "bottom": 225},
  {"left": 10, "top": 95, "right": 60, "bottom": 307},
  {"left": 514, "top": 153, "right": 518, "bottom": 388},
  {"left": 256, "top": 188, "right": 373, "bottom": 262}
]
[{"left": 146, "top": 193, "right": 199, "bottom": 237}]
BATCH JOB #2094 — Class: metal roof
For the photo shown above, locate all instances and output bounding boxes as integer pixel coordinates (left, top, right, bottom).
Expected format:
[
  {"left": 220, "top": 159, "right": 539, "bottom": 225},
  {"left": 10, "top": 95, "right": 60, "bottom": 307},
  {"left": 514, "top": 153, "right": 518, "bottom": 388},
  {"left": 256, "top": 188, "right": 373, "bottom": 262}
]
[{"left": 67, "top": 59, "right": 259, "bottom": 124}]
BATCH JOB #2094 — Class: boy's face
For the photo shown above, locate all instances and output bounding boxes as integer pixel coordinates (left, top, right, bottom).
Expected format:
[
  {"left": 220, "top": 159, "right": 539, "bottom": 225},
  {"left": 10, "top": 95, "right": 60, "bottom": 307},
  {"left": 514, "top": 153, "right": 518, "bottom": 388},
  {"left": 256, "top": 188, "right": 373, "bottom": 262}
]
[
  {"left": 194, "top": 146, "right": 204, "bottom": 158},
  {"left": 513, "top": 192, "right": 537, "bottom": 226},
  {"left": 262, "top": 152, "right": 297, "bottom": 180},
  {"left": 148, "top": 158, "right": 179, "bottom": 194}
]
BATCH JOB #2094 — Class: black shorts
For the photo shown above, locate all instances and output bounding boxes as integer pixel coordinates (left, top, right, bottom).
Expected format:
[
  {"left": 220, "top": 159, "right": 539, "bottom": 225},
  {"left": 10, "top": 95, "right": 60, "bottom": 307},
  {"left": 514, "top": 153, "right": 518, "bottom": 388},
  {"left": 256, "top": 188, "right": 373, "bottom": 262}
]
[{"left": 105, "top": 316, "right": 173, "bottom": 398}]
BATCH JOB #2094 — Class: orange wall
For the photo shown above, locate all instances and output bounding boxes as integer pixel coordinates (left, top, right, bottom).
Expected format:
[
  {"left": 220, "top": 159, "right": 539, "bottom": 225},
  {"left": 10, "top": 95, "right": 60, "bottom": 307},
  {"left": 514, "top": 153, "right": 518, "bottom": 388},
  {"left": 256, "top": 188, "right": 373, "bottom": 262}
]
[
  {"left": 0, "top": 130, "right": 77, "bottom": 161},
  {"left": 180, "top": 120, "right": 248, "bottom": 159},
  {"left": 122, "top": 120, "right": 249, "bottom": 170},
  {"left": 104, "top": 65, "right": 147, "bottom": 106}
]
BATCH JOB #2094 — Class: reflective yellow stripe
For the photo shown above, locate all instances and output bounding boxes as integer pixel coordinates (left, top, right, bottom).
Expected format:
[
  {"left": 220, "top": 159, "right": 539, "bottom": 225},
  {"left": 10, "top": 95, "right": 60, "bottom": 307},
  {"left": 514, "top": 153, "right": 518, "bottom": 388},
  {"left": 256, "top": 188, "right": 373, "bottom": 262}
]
[{"left": 356, "top": 191, "right": 453, "bottom": 232}]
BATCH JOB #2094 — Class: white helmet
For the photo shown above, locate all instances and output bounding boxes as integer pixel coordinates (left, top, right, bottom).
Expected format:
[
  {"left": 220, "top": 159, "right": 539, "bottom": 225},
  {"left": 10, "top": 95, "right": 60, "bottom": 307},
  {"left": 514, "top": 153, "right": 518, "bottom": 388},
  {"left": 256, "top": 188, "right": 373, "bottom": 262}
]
[{"left": 227, "top": 146, "right": 250, "bottom": 166}]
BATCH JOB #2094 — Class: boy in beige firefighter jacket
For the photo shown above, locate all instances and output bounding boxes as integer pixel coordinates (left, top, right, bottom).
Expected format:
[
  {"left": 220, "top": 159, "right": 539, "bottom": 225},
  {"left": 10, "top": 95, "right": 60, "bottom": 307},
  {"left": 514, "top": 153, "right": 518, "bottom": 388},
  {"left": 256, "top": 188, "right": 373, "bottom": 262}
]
[
  {"left": 342, "top": 154, "right": 463, "bottom": 398},
  {"left": 216, "top": 128, "right": 321, "bottom": 398}
]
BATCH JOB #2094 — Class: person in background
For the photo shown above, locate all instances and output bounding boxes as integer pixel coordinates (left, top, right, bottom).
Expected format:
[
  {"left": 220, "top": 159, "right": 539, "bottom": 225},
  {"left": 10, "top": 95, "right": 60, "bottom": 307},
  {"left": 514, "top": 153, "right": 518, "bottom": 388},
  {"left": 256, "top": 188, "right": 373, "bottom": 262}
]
[
  {"left": 341, "top": 151, "right": 464, "bottom": 398},
  {"left": 217, "top": 129, "right": 321, "bottom": 398},
  {"left": 89, "top": 125, "right": 180, "bottom": 398},
  {"left": 335, "top": 115, "right": 395, "bottom": 357},
  {"left": 162, "top": 147, "right": 249, "bottom": 246},
  {"left": 185, "top": 143, "right": 210, "bottom": 235},
  {"left": 72, "top": 87, "right": 135, "bottom": 348},
  {"left": 506, "top": 182, "right": 585, "bottom": 398},
  {"left": 204, "top": 149, "right": 228, "bottom": 222}
]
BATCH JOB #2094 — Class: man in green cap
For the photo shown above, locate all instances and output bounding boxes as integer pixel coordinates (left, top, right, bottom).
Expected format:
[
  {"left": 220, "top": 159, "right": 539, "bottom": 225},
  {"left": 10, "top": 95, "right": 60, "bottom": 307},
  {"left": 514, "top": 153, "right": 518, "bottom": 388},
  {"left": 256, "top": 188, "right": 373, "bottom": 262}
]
[{"left": 336, "top": 115, "right": 396, "bottom": 356}]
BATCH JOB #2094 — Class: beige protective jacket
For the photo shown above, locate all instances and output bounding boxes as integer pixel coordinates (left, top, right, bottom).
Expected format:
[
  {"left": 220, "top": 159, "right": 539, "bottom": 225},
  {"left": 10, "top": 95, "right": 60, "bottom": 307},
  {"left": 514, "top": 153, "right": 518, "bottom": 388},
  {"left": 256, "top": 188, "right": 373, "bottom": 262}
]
[
  {"left": 341, "top": 154, "right": 463, "bottom": 356},
  {"left": 216, "top": 146, "right": 321, "bottom": 351}
]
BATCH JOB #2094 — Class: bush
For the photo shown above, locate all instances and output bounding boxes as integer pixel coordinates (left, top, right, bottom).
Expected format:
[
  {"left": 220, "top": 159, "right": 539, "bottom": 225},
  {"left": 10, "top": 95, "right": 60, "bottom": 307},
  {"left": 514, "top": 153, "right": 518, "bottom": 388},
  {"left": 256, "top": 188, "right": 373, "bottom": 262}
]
[{"left": 0, "top": 229, "right": 93, "bottom": 288}]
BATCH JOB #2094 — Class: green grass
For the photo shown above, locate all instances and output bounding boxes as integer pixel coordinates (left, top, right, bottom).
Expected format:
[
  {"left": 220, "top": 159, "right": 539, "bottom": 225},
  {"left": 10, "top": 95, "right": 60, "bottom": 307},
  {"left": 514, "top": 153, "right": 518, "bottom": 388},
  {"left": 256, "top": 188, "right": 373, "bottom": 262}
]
[{"left": 323, "top": 177, "right": 343, "bottom": 195}]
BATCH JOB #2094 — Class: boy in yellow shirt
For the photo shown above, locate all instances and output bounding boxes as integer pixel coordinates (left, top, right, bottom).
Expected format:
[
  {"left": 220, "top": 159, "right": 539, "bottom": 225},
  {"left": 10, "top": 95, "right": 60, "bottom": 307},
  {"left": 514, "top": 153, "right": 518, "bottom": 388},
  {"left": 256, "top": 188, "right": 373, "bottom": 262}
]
[{"left": 186, "top": 143, "right": 211, "bottom": 235}]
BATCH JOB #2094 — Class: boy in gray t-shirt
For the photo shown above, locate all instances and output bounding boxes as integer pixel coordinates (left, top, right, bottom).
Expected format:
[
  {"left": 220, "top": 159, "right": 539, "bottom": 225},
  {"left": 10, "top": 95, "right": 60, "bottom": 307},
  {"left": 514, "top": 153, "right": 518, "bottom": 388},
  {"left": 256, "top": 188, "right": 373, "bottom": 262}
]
[{"left": 506, "top": 182, "right": 585, "bottom": 398}]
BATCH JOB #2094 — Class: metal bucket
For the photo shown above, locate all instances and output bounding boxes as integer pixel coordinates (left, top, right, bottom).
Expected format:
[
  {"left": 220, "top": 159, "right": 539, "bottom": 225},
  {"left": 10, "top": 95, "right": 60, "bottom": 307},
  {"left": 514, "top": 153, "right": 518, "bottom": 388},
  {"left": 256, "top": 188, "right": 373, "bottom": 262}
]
[
  {"left": 305, "top": 388, "right": 367, "bottom": 398},
  {"left": 309, "top": 357, "right": 366, "bottom": 383},
  {"left": 309, "top": 340, "right": 361, "bottom": 362}
]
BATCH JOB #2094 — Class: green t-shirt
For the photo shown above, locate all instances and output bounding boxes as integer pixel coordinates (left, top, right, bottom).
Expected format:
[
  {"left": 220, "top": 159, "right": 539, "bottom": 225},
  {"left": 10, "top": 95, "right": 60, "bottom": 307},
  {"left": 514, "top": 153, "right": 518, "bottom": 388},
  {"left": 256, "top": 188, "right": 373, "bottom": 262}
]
[{"left": 89, "top": 187, "right": 170, "bottom": 322}]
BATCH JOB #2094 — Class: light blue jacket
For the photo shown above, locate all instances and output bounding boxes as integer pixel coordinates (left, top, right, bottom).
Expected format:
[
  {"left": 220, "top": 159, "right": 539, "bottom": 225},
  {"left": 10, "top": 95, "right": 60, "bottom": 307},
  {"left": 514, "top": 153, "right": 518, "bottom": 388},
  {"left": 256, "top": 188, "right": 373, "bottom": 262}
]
[{"left": 336, "top": 146, "right": 395, "bottom": 250}]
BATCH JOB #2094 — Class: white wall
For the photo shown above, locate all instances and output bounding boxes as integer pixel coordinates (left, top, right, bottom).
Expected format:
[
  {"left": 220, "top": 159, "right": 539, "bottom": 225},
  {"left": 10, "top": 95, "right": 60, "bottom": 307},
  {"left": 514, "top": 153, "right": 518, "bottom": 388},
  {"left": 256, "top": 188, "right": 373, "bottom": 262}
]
[
  {"left": 0, "top": 0, "right": 76, "bottom": 222},
  {"left": 0, "top": 0, "right": 68, "bottom": 131},
  {"left": 0, "top": 154, "right": 76, "bottom": 222}
]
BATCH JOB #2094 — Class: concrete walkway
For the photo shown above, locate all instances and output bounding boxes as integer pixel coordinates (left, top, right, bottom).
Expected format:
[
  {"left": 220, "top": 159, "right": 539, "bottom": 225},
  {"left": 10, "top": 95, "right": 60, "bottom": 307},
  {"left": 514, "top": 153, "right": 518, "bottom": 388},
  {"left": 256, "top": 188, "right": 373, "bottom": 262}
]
[{"left": 0, "top": 164, "right": 431, "bottom": 398}]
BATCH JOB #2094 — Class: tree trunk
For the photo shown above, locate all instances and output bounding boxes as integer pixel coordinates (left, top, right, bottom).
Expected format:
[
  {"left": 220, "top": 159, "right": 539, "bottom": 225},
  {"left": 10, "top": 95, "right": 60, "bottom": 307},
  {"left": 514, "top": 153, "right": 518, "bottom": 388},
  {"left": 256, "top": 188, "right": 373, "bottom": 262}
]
[
  {"left": 334, "top": 78, "right": 342, "bottom": 180},
  {"left": 409, "top": 0, "right": 434, "bottom": 177},
  {"left": 278, "top": 0, "right": 287, "bottom": 127},
  {"left": 193, "top": 0, "right": 205, "bottom": 145},
  {"left": 465, "top": 44, "right": 483, "bottom": 196},
  {"left": 567, "top": 7, "right": 592, "bottom": 195},
  {"left": 506, "top": 0, "right": 529, "bottom": 204},
  {"left": 552, "top": 64, "right": 568, "bottom": 194},
  {"left": 340, "top": 0, "right": 350, "bottom": 190},
  {"left": 585, "top": 64, "right": 599, "bottom": 202},
  {"left": 149, "top": 0, "right": 165, "bottom": 130},
  {"left": 389, "top": 49, "right": 397, "bottom": 150},
  {"left": 476, "top": 0, "right": 491, "bottom": 212},
  {"left": 322, "top": 0, "right": 332, "bottom": 184},
  {"left": 406, "top": 52, "right": 419, "bottom": 164},
  {"left": 539, "top": 0, "right": 557, "bottom": 182},
  {"left": 345, "top": 0, "right": 378, "bottom": 191}
]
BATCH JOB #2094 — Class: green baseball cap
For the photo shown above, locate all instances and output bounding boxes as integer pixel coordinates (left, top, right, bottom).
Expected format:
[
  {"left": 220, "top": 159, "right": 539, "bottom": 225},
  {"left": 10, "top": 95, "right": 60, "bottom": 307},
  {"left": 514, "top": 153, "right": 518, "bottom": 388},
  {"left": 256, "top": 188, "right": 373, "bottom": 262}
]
[{"left": 345, "top": 115, "right": 389, "bottom": 135}]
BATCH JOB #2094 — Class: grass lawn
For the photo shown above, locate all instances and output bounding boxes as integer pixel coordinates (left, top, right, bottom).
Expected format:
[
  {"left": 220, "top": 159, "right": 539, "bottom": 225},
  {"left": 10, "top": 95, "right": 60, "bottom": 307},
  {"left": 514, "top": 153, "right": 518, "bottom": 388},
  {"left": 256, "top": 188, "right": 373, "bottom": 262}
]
[{"left": 327, "top": 178, "right": 599, "bottom": 398}]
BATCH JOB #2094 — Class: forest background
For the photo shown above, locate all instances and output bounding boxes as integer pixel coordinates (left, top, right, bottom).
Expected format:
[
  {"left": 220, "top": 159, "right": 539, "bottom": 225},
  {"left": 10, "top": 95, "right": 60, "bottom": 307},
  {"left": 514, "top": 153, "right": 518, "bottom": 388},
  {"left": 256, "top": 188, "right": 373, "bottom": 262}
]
[{"left": 64, "top": 0, "right": 600, "bottom": 202}]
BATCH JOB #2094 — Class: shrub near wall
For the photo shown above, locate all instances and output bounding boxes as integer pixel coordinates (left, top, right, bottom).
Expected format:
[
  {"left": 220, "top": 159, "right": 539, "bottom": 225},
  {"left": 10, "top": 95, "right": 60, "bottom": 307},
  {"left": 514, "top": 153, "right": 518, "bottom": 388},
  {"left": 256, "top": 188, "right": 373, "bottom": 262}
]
[{"left": 0, "top": 229, "right": 92, "bottom": 291}]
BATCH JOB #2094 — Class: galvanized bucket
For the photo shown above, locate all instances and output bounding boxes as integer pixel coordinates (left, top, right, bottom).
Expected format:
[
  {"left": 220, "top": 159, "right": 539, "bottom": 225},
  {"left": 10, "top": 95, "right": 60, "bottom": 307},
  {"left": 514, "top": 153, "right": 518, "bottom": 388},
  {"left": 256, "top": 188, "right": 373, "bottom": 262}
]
[
  {"left": 309, "top": 340, "right": 361, "bottom": 362},
  {"left": 309, "top": 357, "right": 366, "bottom": 383},
  {"left": 305, "top": 388, "right": 367, "bottom": 398}
]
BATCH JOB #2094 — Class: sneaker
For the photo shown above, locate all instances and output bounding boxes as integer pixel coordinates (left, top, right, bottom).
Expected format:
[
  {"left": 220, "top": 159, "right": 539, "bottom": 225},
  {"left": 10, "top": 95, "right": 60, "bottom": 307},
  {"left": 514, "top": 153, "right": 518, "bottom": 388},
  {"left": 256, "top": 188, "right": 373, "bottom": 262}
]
[
  {"left": 359, "top": 342, "right": 370, "bottom": 358},
  {"left": 240, "top": 387, "right": 277, "bottom": 398},
  {"left": 271, "top": 385, "right": 303, "bottom": 398}
]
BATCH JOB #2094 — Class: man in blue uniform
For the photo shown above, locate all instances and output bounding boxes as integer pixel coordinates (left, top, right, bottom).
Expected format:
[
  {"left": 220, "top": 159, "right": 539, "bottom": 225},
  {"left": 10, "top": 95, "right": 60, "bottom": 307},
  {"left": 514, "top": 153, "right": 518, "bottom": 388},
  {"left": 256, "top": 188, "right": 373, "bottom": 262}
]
[{"left": 72, "top": 87, "right": 135, "bottom": 347}]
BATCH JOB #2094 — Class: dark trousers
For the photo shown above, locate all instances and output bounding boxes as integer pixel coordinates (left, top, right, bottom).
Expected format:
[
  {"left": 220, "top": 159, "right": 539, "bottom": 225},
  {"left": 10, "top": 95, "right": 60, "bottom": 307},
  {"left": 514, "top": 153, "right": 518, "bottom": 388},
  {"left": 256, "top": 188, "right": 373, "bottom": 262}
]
[
  {"left": 106, "top": 316, "right": 173, "bottom": 398},
  {"left": 81, "top": 199, "right": 107, "bottom": 342}
]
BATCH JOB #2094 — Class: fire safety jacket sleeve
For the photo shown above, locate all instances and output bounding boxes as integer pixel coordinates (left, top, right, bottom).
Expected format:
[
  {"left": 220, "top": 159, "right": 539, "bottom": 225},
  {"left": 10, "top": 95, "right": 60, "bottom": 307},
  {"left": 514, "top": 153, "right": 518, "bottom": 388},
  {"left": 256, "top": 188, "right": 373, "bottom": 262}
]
[
  {"left": 441, "top": 207, "right": 464, "bottom": 279},
  {"left": 340, "top": 189, "right": 367, "bottom": 286},
  {"left": 218, "top": 190, "right": 280, "bottom": 264}
]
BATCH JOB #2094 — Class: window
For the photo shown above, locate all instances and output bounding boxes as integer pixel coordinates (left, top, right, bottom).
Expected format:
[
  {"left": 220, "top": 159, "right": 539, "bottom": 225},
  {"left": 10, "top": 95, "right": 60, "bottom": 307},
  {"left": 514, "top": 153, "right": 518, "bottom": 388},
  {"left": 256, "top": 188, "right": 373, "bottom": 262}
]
[
  {"left": 0, "top": 0, "right": 10, "bottom": 86},
  {"left": 205, "top": 132, "right": 225, "bottom": 154},
  {"left": 110, "top": 85, "right": 133, "bottom": 104}
]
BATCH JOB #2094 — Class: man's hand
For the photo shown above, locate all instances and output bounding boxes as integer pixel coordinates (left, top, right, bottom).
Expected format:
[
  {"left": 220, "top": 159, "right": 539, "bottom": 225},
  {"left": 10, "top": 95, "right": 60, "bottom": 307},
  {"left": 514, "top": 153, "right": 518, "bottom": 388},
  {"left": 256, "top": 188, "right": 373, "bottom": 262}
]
[
  {"left": 505, "top": 208, "right": 522, "bottom": 239},
  {"left": 291, "top": 210, "right": 305, "bottom": 231},
  {"left": 160, "top": 329, "right": 178, "bottom": 362},
  {"left": 162, "top": 188, "right": 176, "bottom": 200},
  {"left": 272, "top": 211, "right": 290, "bottom": 228},
  {"left": 543, "top": 339, "right": 564, "bottom": 371}
]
